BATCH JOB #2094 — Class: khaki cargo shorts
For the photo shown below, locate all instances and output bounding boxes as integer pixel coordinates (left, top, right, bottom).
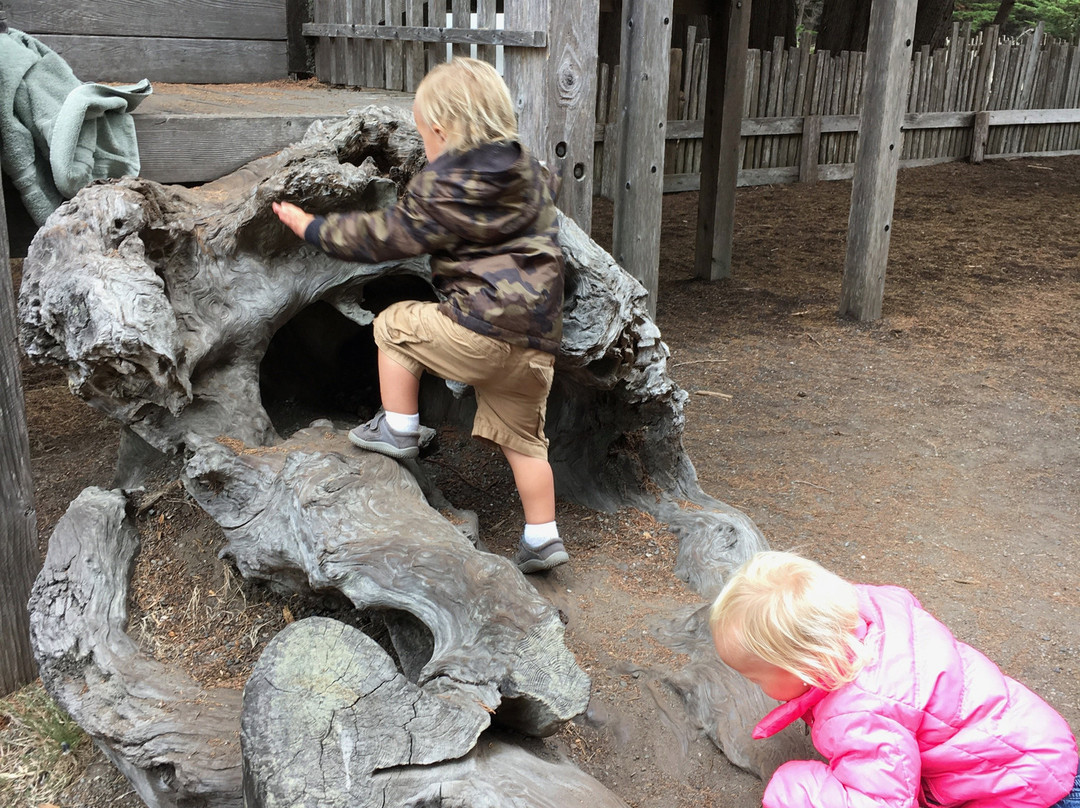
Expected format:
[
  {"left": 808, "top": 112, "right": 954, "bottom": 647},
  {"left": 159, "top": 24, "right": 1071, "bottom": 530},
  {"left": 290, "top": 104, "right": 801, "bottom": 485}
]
[{"left": 373, "top": 300, "right": 555, "bottom": 459}]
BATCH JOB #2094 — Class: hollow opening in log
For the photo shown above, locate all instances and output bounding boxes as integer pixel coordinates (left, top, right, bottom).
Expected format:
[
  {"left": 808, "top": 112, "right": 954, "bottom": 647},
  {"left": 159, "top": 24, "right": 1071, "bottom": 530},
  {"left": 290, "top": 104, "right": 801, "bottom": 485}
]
[{"left": 259, "top": 275, "right": 437, "bottom": 436}]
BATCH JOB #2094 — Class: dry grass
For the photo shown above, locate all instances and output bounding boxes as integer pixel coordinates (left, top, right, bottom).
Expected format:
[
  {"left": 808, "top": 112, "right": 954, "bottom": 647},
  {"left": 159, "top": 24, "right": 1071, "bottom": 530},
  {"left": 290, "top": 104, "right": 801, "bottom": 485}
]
[{"left": 0, "top": 680, "right": 92, "bottom": 806}]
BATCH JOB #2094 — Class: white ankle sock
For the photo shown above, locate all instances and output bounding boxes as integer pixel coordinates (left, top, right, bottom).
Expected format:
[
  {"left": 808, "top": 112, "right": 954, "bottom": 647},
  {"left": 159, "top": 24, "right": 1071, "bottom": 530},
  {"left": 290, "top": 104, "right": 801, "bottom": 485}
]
[
  {"left": 522, "top": 521, "right": 559, "bottom": 549},
  {"left": 384, "top": 410, "right": 420, "bottom": 434}
]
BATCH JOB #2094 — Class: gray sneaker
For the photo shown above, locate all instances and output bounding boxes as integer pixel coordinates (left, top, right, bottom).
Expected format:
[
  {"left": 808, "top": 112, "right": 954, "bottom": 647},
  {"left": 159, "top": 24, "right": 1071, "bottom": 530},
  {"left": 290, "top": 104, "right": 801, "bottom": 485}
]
[
  {"left": 348, "top": 412, "right": 420, "bottom": 459},
  {"left": 513, "top": 538, "right": 570, "bottom": 574}
]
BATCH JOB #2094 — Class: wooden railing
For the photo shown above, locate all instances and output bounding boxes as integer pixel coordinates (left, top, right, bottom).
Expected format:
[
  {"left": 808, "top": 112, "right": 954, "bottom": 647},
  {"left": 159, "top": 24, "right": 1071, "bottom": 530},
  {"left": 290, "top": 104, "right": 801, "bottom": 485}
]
[
  {"left": 595, "top": 21, "right": 1080, "bottom": 193},
  {"left": 303, "top": 0, "right": 544, "bottom": 91}
]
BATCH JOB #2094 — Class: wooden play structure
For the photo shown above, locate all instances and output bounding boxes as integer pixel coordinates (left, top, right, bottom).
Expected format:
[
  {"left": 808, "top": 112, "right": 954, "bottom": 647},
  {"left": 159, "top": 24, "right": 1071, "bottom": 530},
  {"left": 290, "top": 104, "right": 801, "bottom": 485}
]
[
  {"left": 7, "top": 0, "right": 1080, "bottom": 320},
  {"left": 8, "top": 0, "right": 741, "bottom": 317}
]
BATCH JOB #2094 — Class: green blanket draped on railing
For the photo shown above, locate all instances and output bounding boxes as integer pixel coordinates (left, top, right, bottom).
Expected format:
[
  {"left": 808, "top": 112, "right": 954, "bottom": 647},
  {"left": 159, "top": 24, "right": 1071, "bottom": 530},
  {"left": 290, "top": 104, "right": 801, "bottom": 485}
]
[{"left": 0, "top": 27, "right": 151, "bottom": 225}]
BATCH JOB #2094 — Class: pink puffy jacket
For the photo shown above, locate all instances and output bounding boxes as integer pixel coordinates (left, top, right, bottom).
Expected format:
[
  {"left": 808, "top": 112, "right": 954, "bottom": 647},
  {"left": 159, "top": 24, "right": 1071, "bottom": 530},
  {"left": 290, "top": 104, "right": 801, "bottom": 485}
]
[{"left": 753, "top": 584, "right": 1078, "bottom": 808}]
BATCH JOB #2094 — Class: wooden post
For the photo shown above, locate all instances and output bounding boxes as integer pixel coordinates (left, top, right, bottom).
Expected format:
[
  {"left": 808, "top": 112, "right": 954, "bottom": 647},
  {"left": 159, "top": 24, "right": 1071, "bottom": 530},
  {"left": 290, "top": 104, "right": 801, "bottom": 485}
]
[
  {"left": 971, "top": 110, "right": 990, "bottom": 163},
  {"left": 838, "top": 0, "right": 917, "bottom": 322},
  {"left": 504, "top": 0, "right": 599, "bottom": 234},
  {"left": 610, "top": 0, "right": 674, "bottom": 314},
  {"left": 0, "top": 180, "right": 40, "bottom": 695},
  {"left": 694, "top": 0, "right": 751, "bottom": 282},
  {"left": 799, "top": 113, "right": 821, "bottom": 182}
]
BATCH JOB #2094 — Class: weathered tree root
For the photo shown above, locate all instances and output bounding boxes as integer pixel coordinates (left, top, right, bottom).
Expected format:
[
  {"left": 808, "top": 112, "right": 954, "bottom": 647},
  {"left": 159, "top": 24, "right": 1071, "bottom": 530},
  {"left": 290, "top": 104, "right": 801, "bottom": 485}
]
[
  {"left": 28, "top": 487, "right": 243, "bottom": 808},
  {"left": 183, "top": 424, "right": 590, "bottom": 739}
]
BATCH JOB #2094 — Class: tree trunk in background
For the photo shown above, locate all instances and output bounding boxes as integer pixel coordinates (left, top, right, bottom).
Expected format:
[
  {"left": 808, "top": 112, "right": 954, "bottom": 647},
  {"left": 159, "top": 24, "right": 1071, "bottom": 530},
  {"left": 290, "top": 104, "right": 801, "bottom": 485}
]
[
  {"left": 0, "top": 184, "right": 40, "bottom": 695},
  {"left": 749, "top": 0, "right": 797, "bottom": 50},
  {"left": 992, "top": 0, "right": 1017, "bottom": 27},
  {"left": 913, "top": 0, "right": 955, "bottom": 49},
  {"left": 816, "top": 0, "right": 871, "bottom": 52},
  {"left": 818, "top": 0, "right": 954, "bottom": 52}
]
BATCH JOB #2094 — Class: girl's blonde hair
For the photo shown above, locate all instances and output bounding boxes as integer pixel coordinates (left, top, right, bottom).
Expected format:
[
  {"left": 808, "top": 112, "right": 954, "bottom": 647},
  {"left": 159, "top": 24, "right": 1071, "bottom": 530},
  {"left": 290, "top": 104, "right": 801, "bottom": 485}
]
[
  {"left": 709, "top": 551, "right": 869, "bottom": 689},
  {"left": 414, "top": 57, "right": 518, "bottom": 153}
]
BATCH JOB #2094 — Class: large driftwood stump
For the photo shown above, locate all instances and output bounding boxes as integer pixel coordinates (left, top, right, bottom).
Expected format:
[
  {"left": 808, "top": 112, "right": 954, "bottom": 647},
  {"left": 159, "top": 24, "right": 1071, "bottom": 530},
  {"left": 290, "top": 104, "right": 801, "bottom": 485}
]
[
  {"left": 21, "top": 105, "right": 805, "bottom": 806},
  {"left": 243, "top": 617, "right": 630, "bottom": 808}
]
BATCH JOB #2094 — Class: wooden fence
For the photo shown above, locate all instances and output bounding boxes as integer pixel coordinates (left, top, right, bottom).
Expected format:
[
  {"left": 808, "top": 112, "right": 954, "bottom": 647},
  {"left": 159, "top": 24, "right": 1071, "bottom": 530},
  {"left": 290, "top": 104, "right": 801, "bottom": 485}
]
[
  {"left": 597, "top": 21, "right": 1080, "bottom": 193},
  {"left": 303, "top": 0, "right": 539, "bottom": 91}
]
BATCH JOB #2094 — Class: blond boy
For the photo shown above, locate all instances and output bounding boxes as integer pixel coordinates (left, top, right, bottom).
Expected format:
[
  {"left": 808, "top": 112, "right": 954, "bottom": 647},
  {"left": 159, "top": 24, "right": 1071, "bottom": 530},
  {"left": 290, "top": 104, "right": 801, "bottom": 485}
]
[{"left": 273, "top": 58, "right": 567, "bottom": 573}]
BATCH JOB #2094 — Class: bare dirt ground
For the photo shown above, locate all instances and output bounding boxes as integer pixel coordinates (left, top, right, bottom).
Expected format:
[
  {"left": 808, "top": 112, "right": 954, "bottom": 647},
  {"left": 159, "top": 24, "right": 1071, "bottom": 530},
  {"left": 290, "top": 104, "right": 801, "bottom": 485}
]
[{"left": 10, "top": 155, "right": 1080, "bottom": 807}]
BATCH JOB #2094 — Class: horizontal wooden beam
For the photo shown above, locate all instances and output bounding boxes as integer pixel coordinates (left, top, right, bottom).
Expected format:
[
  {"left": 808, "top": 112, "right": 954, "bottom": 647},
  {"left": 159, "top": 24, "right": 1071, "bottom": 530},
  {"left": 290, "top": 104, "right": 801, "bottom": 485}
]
[
  {"left": 989, "top": 107, "right": 1080, "bottom": 125},
  {"left": 134, "top": 115, "right": 325, "bottom": 184},
  {"left": 33, "top": 35, "right": 288, "bottom": 83},
  {"left": 6, "top": 0, "right": 286, "bottom": 40},
  {"left": 597, "top": 108, "right": 1080, "bottom": 143},
  {"left": 658, "top": 148, "right": 1080, "bottom": 196},
  {"left": 301, "top": 23, "right": 546, "bottom": 48}
]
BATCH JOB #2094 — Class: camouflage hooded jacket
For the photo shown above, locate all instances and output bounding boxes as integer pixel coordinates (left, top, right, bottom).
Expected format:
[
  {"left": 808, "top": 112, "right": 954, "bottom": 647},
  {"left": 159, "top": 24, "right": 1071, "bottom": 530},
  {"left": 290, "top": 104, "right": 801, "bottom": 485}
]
[{"left": 304, "top": 141, "right": 564, "bottom": 354}]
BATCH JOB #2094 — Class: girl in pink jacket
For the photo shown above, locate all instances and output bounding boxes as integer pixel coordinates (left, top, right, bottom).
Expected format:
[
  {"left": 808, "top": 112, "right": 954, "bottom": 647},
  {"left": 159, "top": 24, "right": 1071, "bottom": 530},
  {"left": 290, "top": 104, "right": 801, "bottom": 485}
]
[{"left": 710, "top": 551, "right": 1080, "bottom": 808}]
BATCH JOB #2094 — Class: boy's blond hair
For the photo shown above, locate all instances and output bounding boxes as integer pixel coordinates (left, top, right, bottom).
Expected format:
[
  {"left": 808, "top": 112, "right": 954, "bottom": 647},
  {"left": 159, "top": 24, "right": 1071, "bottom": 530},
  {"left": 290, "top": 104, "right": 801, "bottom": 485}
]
[
  {"left": 414, "top": 57, "right": 518, "bottom": 153},
  {"left": 710, "top": 551, "right": 869, "bottom": 689}
]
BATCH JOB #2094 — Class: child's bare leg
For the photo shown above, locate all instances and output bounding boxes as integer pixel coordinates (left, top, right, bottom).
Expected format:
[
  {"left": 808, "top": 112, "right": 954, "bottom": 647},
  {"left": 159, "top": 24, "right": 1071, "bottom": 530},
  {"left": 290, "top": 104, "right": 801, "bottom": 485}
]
[
  {"left": 349, "top": 349, "right": 421, "bottom": 457},
  {"left": 378, "top": 349, "right": 421, "bottom": 416},
  {"left": 504, "top": 445, "right": 567, "bottom": 572},
  {"left": 501, "top": 446, "right": 556, "bottom": 524}
]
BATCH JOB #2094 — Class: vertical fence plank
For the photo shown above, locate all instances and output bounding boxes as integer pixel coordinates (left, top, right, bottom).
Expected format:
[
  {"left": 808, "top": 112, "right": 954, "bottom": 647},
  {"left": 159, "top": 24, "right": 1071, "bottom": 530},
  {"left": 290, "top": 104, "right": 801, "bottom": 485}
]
[
  {"left": 404, "top": 0, "right": 425, "bottom": 91},
  {"left": 740, "top": 46, "right": 755, "bottom": 170},
  {"left": 827, "top": 52, "right": 842, "bottom": 165},
  {"left": 744, "top": 47, "right": 760, "bottom": 171},
  {"left": 676, "top": 25, "right": 698, "bottom": 174},
  {"left": 972, "top": 110, "right": 990, "bottom": 162},
  {"left": 930, "top": 47, "right": 947, "bottom": 159},
  {"left": 476, "top": 0, "right": 497, "bottom": 66},
  {"left": 800, "top": 47, "right": 820, "bottom": 171},
  {"left": 666, "top": 48, "right": 684, "bottom": 173},
  {"left": 755, "top": 48, "right": 769, "bottom": 171},
  {"left": 845, "top": 50, "right": 862, "bottom": 164},
  {"left": 800, "top": 114, "right": 821, "bottom": 182},
  {"left": 765, "top": 37, "right": 784, "bottom": 170},
  {"left": 1066, "top": 44, "right": 1080, "bottom": 150},
  {"left": 601, "top": 67, "right": 621, "bottom": 198},
  {"left": 347, "top": 0, "right": 363, "bottom": 87},
  {"left": 0, "top": 182, "right": 40, "bottom": 696},
  {"left": 314, "top": 0, "right": 332, "bottom": 82},
  {"left": 425, "top": 0, "right": 446, "bottom": 72},
  {"left": 944, "top": 22, "right": 960, "bottom": 158},
  {"left": 371, "top": 0, "right": 387, "bottom": 87},
  {"left": 385, "top": 0, "right": 404, "bottom": 90},
  {"left": 594, "top": 61, "right": 610, "bottom": 189},
  {"left": 917, "top": 46, "right": 931, "bottom": 160},
  {"left": 783, "top": 42, "right": 802, "bottom": 168},
  {"left": 331, "top": 0, "right": 348, "bottom": 84},
  {"left": 692, "top": 39, "right": 710, "bottom": 175},
  {"left": 452, "top": 0, "right": 470, "bottom": 59}
]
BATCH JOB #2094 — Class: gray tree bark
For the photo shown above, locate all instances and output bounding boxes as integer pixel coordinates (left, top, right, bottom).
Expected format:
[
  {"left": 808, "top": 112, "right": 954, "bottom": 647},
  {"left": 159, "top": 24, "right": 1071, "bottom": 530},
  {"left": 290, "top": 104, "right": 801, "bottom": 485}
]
[
  {"left": 27, "top": 488, "right": 243, "bottom": 808},
  {"left": 243, "top": 617, "right": 632, "bottom": 808}
]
